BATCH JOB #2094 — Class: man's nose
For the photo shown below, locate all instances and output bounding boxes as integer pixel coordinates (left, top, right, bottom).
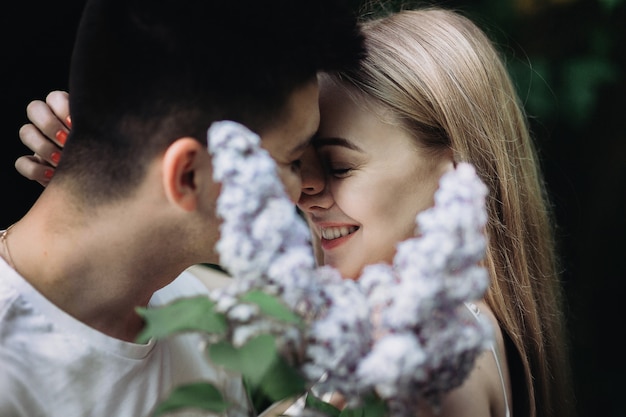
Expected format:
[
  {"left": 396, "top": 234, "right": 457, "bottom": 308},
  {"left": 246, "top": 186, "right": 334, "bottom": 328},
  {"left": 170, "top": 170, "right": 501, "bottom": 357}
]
[
  {"left": 300, "top": 146, "right": 325, "bottom": 196},
  {"left": 298, "top": 146, "right": 334, "bottom": 211}
]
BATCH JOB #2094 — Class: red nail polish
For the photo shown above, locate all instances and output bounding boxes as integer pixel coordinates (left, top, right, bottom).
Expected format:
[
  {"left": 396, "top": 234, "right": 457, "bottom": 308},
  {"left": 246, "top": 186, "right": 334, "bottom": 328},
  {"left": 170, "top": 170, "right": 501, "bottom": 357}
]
[
  {"left": 65, "top": 115, "right": 72, "bottom": 129},
  {"left": 44, "top": 169, "right": 55, "bottom": 179},
  {"left": 51, "top": 152, "right": 61, "bottom": 164},
  {"left": 55, "top": 130, "right": 68, "bottom": 145}
]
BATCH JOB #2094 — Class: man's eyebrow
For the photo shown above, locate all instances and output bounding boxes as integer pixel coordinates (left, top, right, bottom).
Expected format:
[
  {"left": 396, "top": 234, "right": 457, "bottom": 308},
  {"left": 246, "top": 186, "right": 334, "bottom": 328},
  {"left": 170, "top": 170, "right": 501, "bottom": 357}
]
[
  {"left": 288, "top": 136, "right": 315, "bottom": 157},
  {"left": 312, "top": 137, "right": 363, "bottom": 152}
]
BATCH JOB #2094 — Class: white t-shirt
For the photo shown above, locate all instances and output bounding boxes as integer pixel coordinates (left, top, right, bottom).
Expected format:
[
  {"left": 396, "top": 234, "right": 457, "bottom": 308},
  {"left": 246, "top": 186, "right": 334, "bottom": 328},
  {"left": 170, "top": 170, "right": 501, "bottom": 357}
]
[{"left": 0, "top": 257, "right": 251, "bottom": 417}]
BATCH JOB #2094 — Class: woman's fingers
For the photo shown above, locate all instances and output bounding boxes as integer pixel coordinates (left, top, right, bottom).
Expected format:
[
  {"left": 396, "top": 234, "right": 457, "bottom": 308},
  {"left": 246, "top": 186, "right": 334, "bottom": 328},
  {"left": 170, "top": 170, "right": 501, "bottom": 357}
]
[
  {"left": 15, "top": 91, "right": 70, "bottom": 187},
  {"left": 45, "top": 90, "right": 71, "bottom": 133},
  {"left": 15, "top": 154, "right": 54, "bottom": 187},
  {"left": 25, "top": 92, "right": 70, "bottom": 149},
  {"left": 18, "top": 123, "right": 63, "bottom": 167}
]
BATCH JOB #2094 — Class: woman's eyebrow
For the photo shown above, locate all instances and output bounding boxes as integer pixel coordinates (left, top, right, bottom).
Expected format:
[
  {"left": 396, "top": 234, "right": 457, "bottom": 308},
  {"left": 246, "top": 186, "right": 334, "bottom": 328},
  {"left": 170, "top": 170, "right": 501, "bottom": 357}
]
[{"left": 313, "top": 137, "right": 363, "bottom": 152}]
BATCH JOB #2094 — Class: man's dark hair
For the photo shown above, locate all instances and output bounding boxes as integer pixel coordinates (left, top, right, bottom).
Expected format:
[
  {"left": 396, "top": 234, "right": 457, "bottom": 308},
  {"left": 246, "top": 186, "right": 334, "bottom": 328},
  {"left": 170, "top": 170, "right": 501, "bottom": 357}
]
[{"left": 55, "top": 0, "right": 364, "bottom": 202}]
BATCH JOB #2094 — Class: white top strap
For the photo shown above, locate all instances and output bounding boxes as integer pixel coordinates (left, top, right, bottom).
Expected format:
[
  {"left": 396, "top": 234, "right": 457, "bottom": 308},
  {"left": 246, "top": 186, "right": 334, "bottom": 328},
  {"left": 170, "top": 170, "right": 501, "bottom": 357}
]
[{"left": 465, "top": 302, "right": 511, "bottom": 417}]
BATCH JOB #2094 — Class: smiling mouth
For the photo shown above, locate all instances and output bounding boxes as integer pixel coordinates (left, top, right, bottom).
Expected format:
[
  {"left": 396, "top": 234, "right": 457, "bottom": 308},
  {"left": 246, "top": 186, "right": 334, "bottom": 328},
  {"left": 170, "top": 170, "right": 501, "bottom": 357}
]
[{"left": 320, "top": 226, "right": 359, "bottom": 240}]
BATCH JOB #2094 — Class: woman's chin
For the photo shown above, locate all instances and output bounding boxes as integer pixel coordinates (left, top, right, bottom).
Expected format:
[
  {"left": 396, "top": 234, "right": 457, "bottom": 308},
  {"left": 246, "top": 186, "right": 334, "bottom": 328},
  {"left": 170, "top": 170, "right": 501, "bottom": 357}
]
[{"left": 331, "top": 262, "right": 361, "bottom": 281}]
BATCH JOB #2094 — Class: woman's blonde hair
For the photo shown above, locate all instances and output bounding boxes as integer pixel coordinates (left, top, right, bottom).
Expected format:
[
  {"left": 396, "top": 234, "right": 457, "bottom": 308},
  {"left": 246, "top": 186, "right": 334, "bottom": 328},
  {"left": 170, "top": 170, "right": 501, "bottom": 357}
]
[{"left": 330, "top": 7, "right": 574, "bottom": 417}]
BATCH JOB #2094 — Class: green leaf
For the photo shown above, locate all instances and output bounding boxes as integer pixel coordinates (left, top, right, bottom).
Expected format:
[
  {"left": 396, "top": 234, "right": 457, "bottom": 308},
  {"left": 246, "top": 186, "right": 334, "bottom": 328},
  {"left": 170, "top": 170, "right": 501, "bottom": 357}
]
[
  {"left": 207, "top": 340, "right": 241, "bottom": 371},
  {"left": 258, "top": 355, "right": 307, "bottom": 401},
  {"left": 240, "top": 290, "right": 302, "bottom": 324},
  {"left": 340, "top": 408, "right": 364, "bottom": 417},
  {"left": 209, "top": 335, "right": 307, "bottom": 404},
  {"left": 245, "top": 365, "right": 307, "bottom": 413},
  {"left": 340, "top": 394, "right": 387, "bottom": 417},
  {"left": 136, "top": 296, "right": 227, "bottom": 344},
  {"left": 209, "top": 335, "right": 278, "bottom": 385},
  {"left": 305, "top": 393, "right": 341, "bottom": 417},
  {"left": 152, "top": 382, "right": 229, "bottom": 416}
]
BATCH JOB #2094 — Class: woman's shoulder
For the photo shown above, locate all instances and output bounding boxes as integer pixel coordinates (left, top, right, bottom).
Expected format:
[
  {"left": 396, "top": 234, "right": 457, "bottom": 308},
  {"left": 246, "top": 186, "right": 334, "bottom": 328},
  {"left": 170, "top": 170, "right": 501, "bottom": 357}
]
[{"left": 413, "top": 301, "right": 511, "bottom": 417}]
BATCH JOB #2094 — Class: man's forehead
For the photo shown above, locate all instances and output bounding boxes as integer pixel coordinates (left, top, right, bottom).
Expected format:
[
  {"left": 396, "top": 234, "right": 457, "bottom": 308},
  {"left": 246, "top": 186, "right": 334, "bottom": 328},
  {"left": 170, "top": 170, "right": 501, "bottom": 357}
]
[
  {"left": 261, "top": 80, "right": 320, "bottom": 157},
  {"left": 260, "top": 128, "right": 314, "bottom": 158},
  {"left": 289, "top": 133, "right": 316, "bottom": 156}
]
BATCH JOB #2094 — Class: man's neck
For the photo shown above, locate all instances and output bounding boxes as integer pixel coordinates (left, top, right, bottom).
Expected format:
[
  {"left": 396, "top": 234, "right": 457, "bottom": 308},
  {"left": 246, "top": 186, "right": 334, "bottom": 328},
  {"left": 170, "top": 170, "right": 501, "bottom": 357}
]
[{"left": 5, "top": 190, "right": 188, "bottom": 342}]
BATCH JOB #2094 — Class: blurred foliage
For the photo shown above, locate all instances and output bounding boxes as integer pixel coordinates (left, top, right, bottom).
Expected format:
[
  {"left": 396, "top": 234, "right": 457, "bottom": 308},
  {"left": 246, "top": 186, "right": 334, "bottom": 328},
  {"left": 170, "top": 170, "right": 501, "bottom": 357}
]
[{"left": 354, "top": 0, "right": 624, "bottom": 129}]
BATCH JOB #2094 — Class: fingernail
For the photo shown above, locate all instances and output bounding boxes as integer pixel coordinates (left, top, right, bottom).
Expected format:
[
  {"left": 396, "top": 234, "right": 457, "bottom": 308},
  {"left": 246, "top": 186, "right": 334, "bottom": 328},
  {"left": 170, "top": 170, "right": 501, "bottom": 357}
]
[
  {"left": 55, "top": 130, "right": 68, "bottom": 145},
  {"left": 65, "top": 115, "right": 72, "bottom": 129},
  {"left": 51, "top": 152, "right": 61, "bottom": 164},
  {"left": 44, "top": 169, "right": 55, "bottom": 179}
]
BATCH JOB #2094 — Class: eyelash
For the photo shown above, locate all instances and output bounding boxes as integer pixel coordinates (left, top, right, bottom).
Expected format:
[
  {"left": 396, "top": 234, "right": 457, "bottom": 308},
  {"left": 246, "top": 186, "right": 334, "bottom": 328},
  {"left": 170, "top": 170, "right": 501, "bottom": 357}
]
[
  {"left": 322, "top": 159, "right": 352, "bottom": 178},
  {"left": 330, "top": 167, "right": 352, "bottom": 178}
]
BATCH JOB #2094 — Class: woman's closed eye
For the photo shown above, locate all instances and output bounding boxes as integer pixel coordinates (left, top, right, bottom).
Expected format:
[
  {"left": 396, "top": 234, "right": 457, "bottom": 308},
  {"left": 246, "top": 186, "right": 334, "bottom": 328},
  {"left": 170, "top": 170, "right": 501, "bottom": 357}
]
[
  {"left": 322, "top": 159, "right": 353, "bottom": 178},
  {"left": 330, "top": 167, "right": 352, "bottom": 177},
  {"left": 315, "top": 141, "right": 362, "bottom": 179}
]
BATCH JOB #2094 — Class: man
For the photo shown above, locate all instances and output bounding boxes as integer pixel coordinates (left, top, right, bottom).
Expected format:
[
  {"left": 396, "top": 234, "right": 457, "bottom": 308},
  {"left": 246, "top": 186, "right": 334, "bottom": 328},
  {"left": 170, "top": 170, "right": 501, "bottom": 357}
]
[{"left": 0, "top": 0, "right": 364, "bottom": 416}]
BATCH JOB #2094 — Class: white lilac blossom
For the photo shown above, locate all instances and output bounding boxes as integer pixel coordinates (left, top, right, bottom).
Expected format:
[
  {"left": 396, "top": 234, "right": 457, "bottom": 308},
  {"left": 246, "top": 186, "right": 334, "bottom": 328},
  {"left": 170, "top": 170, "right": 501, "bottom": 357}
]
[
  {"left": 354, "top": 164, "right": 492, "bottom": 415},
  {"left": 301, "top": 277, "right": 373, "bottom": 403},
  {"left": 206, "top": 121, "right": 493, "bottom": 416}
]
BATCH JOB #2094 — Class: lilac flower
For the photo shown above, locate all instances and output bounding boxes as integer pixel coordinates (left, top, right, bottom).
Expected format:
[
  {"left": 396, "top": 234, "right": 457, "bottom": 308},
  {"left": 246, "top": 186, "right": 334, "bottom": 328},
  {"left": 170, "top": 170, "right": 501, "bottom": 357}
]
[
  {"left": 206, "top": 121, "right": 493, "bottom": 417},
  {"left": 301, "top": 277, "right": 373, "bottom": 402}
]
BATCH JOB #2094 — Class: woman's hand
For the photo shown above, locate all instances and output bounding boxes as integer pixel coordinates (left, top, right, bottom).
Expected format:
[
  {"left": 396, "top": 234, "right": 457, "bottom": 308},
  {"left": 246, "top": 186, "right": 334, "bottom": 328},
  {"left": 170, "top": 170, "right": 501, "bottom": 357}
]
[{"left": 15, "top": 90, "right": 70, "bottom": 186}]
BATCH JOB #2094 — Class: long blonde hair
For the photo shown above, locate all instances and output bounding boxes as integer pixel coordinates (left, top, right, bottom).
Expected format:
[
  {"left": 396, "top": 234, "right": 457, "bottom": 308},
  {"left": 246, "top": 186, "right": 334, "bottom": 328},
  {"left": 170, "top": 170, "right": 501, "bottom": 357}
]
[{"left": 331, "top": 7, "right": 574, "bottom": 417}]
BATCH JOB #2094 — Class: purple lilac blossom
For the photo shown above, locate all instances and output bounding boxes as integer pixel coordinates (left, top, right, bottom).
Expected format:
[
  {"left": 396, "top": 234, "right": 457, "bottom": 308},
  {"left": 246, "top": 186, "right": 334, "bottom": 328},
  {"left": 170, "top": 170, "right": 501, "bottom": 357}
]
[{"left": 206, "top": 121, "right": 493, "bottom": 416}]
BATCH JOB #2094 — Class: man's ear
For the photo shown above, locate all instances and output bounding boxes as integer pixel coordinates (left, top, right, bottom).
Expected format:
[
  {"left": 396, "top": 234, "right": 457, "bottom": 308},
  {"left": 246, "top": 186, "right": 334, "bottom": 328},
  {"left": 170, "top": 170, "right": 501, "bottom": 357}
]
[{"left": 161, "top": 137, "right": 208, "bottom": 212}]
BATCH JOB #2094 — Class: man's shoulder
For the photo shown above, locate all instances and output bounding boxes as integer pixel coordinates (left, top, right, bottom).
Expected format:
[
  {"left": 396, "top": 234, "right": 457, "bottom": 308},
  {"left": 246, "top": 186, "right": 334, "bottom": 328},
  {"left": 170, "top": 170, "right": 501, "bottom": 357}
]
[
  {"left": 0, "top": 258, "right": 29, "bottom": 326},
  {"left": 185, "top": 264, "right": 232, "bottom": 290},
  {"left": 150, "top": 268, "right": 211, "bottom": 307},
  {"left": 151, "top": 265, "right": 232, "bottom": 307}
]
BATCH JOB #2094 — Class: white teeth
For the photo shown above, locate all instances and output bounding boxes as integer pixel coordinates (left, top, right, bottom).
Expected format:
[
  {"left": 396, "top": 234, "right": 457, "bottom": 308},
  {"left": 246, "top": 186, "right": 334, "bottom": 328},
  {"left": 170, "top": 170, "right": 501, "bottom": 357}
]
[{"left": 321, "top": 226, "right": 358, "bottom": 240}]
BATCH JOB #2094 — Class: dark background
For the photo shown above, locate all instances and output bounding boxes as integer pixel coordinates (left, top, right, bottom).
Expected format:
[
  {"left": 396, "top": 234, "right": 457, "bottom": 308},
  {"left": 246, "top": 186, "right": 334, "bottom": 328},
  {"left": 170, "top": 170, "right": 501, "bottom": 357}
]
[{"left": 1, "top": 1, "right": 624, "bottom": 416}]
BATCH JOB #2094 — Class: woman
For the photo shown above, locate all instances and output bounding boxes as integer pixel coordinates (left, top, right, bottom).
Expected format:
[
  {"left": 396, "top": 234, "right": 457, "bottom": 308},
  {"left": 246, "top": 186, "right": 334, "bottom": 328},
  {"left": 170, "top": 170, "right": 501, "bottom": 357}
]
[
  {"left": 298, "top": 7, "right": 574, "bottom": 417},
  {"left": 15, "top": 7, "right": 574, "bottom": 417}
]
